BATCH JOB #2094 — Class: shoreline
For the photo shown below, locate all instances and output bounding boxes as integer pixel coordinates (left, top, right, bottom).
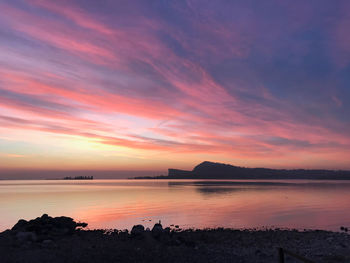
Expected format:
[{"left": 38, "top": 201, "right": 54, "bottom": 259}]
[{"left": 1, "top": 215, "right": 349, "bottom": 263}]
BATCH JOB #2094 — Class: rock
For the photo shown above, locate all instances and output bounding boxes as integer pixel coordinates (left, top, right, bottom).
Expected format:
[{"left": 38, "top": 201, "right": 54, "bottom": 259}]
[
  {"left": 9, "top": 214, "right": 87, "bottom": 242},
  {"left": 16, "top": 231, "right": 37, "bottom": 243},
  {"left": 77, "top": 222, "right": 88, "bottom": 228},
  {"left": 327, "top": 237, "right": 334, "bottom": 242},
  {"left": 152, "top": 223, "right": 163, "bottom": 238},
  {"left": 52, "top": 227, "right": 70, "bottom": 236},
  {"left": 41, "top": 214, "right": 49, "bottom": 220},
  {"left": 1, "top": 229, "right": 11, "bottom": 236},
  {"left": 131, "top": 225, "right": 145, "bottom": 236},
  {"left": 41, "top": 239, "right": 53, "bottom": 247},
  {"left": 51, "top": 216, "right": 77, "bottom": 234},
  {"left": 11, "top": 219, "right": 28, "bottom": 231},
  {"left": 174, "top": 239, "right": 182, "bottom": 246}
]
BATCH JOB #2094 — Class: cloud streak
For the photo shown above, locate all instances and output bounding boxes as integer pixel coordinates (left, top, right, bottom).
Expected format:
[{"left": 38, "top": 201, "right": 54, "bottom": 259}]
[{"left": 0, "top": 0, "right": 349, "bottom": 171}]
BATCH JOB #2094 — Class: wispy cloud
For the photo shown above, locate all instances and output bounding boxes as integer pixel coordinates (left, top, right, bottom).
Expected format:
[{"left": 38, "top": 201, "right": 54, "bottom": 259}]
[
  {"left": 0, "top": 0, "right": 349, "bottom": 170},
  {"left": 0, "top": 153, "right": 25, "bottom": 158}
]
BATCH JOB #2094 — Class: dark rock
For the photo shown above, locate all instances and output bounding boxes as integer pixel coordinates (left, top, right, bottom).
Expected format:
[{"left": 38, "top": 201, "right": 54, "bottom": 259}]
[
  {"left": 16, "top": 231, "right": 37, "bottom": 243},
  {"left": 3, "top": 221, "right": 350, "bottom": 263},
  {"left": 184, "top": 240, "right": 196, "bottom": 247},
  {"left": 41, "top": 214, "right": 49, "bottom": 220},
  {"left": 9, "top": 214, "right": 87, "bottom": 243},
  {"left": 77, "top": 222, "right": 88, "bottom": 228},
  {"left": 174, "top": 238, "right": 182, "bottom": 246},
  {"left": 11, "top": 219, "right": 28, "bottom": 231},
  {"left": 51, "top": 216, "right": 77, "bottom": 234},
  {"left": 131, "top": 225, "right": 145, "bottom": 236},
  {"left": 151, "top": 223, "right": 163, "bottom": 238},
  {"left": 41, "top": 239, "right": 53, "bottom": 247}
]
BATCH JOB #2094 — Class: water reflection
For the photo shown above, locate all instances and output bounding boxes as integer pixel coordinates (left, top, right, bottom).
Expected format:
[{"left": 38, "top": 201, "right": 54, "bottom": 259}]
[
  {"left": 168, "top": 180, "right": 350, "bottom": 196},
  {"left": 1, "top": 179, "right": 350, "bottom": 232}
]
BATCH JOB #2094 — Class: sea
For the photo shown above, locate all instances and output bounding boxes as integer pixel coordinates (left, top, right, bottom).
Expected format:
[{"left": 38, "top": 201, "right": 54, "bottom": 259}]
[{"left": 1, "top": 179, "right": 350, "bottom": 232}]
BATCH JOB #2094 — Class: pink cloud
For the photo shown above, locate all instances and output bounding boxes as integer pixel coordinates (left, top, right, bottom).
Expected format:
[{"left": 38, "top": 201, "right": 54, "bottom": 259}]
[{"left": 0, "top": 1, "right": 349, "bottom": 170}]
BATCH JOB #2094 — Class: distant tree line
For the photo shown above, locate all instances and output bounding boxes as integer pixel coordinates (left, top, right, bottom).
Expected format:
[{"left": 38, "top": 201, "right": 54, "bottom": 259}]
[{"left": 63, "top": 176, "right": 94, "bottom": 180}]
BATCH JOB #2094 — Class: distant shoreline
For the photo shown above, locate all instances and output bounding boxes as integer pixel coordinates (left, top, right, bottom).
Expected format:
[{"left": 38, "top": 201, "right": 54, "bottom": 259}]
[
  {"left": 62, "top": 176, "right": 94, "bottom": 180},
  {"left": 134, "top": 161, "right": 350, "bottom": 180},
  {"left": 133, "top": 176, "right": 350, "bottom": 180}
]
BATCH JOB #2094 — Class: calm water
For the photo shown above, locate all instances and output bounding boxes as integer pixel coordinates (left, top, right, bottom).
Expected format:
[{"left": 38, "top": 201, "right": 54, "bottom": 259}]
[{"left": 1, "top": 179, "right": 350, "bottom": 232}]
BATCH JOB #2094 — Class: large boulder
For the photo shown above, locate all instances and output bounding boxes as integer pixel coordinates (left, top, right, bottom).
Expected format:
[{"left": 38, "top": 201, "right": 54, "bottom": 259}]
[
  {"left": 50, "top": 216, "right": 77, "bottom": 235},
  {"left": 9, "top": 214, "right": 87, "bottom": 243},
  {"left": 151, "top": 223, "right": 163, "bottom": 238},
  {"left": 15, "top": 231, "right": 37, "bottom": 243},
  {"left": 131, "top": 225, "right": 145, "bottom": 236},
  {"left": 11, "top": 219, "right": 28, "bottom": 232}
]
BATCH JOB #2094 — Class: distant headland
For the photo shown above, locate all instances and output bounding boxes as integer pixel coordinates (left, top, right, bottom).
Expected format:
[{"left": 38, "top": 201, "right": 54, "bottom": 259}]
[
  {"left": 134, "top": 161, "right": 350, "bottom": 180},
  {"left": 63, "top": 176, "right": 93, "bottom": 180}
]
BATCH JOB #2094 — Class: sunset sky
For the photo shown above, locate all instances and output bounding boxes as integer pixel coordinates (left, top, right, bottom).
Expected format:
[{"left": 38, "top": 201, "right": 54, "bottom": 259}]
[{"left": 1, "top": 0, "right": 350, "bottom": 177}]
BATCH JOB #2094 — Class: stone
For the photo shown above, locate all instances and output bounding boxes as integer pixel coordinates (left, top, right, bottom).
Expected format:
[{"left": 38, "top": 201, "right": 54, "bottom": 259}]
[
  {"left": 152, "top": 223, "right": 163, "bottom": 238},
  {"left": 16, "top": 231, "right": 37, "bottom": 243},
  {"left": 131, "top": 225, "right": 145, "bottom": 235},
  {"left": 11, "top": 219, "right": 28, "bottom": 231},
  {"left": 9, "top": 214, "right": 87, "bottom": 242},
  {"left": 77, "top": 222, "right": 88, "bottom": 228},
  {"left": 41, "top": 214, "right": 49, "bottom": 220},
  {"left": 42, "top": 239, "right": 53, "bottom": 246}
]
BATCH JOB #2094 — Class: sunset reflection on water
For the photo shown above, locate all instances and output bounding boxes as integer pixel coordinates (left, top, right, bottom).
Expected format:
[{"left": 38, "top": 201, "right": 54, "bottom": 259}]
[{"left": 1, "top": 179, "right": 350, "bottom": 231}]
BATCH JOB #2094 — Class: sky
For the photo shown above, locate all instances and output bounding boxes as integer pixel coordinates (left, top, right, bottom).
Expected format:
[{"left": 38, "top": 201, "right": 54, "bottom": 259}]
[{"left": 0, "top": 0, "right": 350, "bottom": 177}]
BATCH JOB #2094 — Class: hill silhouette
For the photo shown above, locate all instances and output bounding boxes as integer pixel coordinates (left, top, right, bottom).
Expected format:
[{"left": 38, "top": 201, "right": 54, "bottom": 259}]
[{"left": 135, "top": 161, "right": 350, "bottom": 180}]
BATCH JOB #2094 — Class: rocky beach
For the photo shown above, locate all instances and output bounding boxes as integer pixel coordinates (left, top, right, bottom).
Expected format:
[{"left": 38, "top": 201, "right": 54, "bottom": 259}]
[{"left": 0, "top": 215, "right": 349, "bottom": 263}]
